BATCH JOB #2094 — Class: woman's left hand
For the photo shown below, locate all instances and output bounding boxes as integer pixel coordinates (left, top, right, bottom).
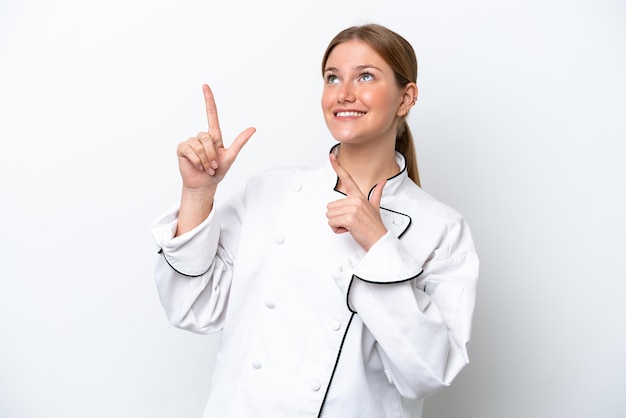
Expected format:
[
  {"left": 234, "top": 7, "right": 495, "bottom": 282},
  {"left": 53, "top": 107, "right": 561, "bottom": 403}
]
[{"left": 326, "top": 153, "right": 388, "bottom": 251}]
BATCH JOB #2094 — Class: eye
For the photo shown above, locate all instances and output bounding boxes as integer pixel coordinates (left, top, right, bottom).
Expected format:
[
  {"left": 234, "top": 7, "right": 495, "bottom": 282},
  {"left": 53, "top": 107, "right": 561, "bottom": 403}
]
[
  {"left": 358, "top": 72, "right": 374, "bottom": 82},
  {"left": 326, "top": 74, "right": 339, "bottom": 84}
]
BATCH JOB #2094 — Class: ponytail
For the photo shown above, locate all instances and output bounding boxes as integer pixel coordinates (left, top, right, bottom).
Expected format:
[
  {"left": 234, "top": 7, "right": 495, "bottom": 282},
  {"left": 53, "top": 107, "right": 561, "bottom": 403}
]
[{"left": 396, "top": 120, "right": 420, "bottom": 187}]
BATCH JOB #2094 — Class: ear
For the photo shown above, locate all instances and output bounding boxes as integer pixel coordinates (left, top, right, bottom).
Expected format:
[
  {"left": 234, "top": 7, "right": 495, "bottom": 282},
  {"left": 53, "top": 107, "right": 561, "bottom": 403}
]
[{"left": 397, "top": 83, "right": 418, "bottom": 117}]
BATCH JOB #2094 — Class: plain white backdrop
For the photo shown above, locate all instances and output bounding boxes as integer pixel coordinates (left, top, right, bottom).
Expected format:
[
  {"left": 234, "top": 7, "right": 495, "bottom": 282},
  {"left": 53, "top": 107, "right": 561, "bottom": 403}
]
[{"left": 1, "top": 0, "right": 625, "bottom": 417}]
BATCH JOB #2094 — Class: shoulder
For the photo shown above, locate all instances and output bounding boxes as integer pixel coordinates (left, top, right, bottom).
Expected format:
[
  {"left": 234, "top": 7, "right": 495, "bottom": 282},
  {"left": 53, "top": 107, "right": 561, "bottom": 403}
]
[
  {"left": 394, "top": 179, "right": 465, "bottom": 226},
  {"left": 392, "top": 180, "right": 476, "bottom": 259}
]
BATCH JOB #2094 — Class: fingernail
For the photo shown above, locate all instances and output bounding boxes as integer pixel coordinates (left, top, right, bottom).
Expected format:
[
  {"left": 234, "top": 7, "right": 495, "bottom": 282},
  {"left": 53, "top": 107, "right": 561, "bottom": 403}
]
[
  {"left": 207, "top": 168, "right": 215, "bottom": 176},
  {"left": 211, "top": 160, "right": 218, "bottom": 169}
]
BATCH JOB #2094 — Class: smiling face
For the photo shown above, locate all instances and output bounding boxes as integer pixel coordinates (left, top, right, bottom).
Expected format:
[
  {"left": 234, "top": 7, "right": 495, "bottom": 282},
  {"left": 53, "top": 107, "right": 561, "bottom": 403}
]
[{"left": 321, "top": 39, "right": 410, "bottom": 148}]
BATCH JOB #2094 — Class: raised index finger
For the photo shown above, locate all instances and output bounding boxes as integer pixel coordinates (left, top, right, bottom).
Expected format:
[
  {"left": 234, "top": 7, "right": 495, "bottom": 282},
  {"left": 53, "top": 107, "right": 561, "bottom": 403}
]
[
  {"left": 203, "top": 84, "right": 222, "bottom": 141},
  {"left": 329, "top": 153, "right": 364, "bottom": 197}
]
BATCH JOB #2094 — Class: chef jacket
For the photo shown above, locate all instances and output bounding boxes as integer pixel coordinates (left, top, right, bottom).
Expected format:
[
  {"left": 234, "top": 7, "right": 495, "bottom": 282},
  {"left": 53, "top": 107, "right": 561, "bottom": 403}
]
[{"left": 151, "top": 147, "right": 479, "bottom": 418}]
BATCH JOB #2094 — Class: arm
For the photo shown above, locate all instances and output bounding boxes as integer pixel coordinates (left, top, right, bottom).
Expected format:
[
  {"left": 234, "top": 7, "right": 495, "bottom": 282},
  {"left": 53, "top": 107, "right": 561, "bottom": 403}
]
[
  {"left": 151, "top": 194, "right": 246, "bottom": 334},
  {"left": 343, "top": 219, "right": 479, "bottom": 399},
  {"left": 151, "top": 206, "right": 226, "bottom": 334},
  {"left": 151, "top": 84, "right": 255, "bottom": 332}
]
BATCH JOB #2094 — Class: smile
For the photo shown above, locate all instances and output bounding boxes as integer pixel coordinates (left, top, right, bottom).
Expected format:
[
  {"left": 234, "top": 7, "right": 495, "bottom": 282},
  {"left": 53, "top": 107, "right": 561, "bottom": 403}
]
[{"left": 335, "top": 111, "right": 366, "bottom": 117}]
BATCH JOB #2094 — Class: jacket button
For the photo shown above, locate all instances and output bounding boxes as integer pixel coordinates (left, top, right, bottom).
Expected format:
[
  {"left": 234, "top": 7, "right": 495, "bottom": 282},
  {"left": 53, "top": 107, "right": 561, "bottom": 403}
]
[
  {"left": 252, "top": 360, "right": 262, "bottom": 369},
  {"left": 265, "top": 300, "right": 276, "bottom": 309},
  {"left": 292, "top": 184, "right": 302, "bottom": 192},
  {"left": 393, "top": 217, "right": 405, "bottom": 226},
  {"left": 328, "top": 320, "right": 341, "bottom": 331},
  {"left": 309, "top": 379, "right": 321, "bottom": 391},
  {"left": 274, "top": 234, "right": 285, "bottom": 245}
]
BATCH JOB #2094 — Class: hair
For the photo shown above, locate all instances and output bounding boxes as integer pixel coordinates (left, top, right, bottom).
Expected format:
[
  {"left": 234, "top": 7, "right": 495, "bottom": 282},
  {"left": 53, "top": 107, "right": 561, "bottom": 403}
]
[{"left": 321, "top": 23, "right": 421, "bottom": 186}]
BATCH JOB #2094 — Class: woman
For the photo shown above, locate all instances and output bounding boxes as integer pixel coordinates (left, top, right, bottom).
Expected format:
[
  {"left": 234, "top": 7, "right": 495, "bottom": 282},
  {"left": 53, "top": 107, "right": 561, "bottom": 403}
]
[{"left": 151, "top": 23, "right": 479, "bottom": 418}]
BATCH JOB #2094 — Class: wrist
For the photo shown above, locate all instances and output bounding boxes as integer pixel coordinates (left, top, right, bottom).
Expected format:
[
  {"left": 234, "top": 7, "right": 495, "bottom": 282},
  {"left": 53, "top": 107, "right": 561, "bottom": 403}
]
[
  {"left": 181, "top": 184, "right": 217, "bottom": 204},
  {"left": 176, "top": 187, "right": 216, "bottom": 236}
]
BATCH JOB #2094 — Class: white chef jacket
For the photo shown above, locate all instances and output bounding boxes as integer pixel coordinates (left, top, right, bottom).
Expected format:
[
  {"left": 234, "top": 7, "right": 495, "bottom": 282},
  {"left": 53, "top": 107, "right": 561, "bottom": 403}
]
[{"left": 151, "top": 147, "right": 479, "bottom": 418}]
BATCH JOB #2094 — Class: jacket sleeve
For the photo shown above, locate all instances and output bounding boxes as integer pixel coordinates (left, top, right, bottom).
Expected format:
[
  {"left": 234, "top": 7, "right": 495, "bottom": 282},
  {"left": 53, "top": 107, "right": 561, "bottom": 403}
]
[
  {"left": 334, "top": 217, "right": 479, "bottom": 400},
  {"left": 150, "top": 196, "right": 242, "bottom": 335}
]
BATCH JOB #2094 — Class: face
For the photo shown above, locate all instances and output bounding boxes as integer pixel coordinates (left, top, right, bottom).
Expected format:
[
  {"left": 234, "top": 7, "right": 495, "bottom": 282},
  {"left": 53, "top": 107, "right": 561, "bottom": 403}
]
[{"left": 321, "top": 39, "right": 413, "bottom": 147}]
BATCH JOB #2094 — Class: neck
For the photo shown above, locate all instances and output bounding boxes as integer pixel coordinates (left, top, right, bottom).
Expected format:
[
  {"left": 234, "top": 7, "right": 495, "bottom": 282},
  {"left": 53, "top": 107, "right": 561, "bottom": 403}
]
[{"left": 335, "top": 142, "right": 399, "bottom": 195}]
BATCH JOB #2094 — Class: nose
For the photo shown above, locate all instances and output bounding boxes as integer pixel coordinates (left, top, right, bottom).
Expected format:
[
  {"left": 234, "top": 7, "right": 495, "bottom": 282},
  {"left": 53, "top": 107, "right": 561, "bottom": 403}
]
[{"left": 337, "top": 82, "right": 356, "bottom": 103}]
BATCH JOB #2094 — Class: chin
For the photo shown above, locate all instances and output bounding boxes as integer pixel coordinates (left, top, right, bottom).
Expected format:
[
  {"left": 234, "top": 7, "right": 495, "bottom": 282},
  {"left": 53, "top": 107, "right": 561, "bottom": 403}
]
[{"left": 330, "top": 130, "right": 358, "bottom": 143}]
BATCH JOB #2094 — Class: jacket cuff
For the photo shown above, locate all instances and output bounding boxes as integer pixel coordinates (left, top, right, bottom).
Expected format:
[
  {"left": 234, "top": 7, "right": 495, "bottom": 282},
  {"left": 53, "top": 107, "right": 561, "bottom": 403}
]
[
  {"left": 150, "top": 204, "right": 219, "bottom": 276},
  {"left": 353, "top": 231, "right": 423, "bottom": 283}
]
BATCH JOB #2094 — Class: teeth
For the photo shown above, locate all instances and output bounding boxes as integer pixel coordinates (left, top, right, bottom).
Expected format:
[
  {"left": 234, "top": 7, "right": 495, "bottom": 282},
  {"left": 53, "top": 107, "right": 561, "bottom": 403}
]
[{"left": 336, "top": 111, "right": 364, "bottom": 117}]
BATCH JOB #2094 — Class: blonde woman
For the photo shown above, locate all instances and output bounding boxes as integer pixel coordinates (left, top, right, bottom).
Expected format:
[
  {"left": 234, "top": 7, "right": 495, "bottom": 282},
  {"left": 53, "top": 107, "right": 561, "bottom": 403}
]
[{"left": 151, "top": 23, "right": 479, "bottom": 418}]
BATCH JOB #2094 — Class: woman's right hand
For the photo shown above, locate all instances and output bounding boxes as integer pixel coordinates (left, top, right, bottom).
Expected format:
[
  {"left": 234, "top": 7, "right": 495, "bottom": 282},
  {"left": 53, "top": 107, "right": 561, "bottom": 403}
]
[
  {"left": 174, "top": 84, "right": 255, "bottom": 236},
  {"left": 176, "top": 84, "right": 256, "bottom": 191}
]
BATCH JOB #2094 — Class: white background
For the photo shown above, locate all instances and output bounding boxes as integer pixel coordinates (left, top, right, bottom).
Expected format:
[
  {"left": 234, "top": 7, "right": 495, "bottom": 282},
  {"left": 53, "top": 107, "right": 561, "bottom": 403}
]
[{"left": 1, "top": 0, "right": 625, "bottom": 417}]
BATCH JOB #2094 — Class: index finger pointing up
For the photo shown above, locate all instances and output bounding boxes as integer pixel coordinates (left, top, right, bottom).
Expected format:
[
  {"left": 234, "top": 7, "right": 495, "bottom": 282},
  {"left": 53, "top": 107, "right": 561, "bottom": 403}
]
[{"left": 203, "top": 84, "right": 222, "bottom": 141}]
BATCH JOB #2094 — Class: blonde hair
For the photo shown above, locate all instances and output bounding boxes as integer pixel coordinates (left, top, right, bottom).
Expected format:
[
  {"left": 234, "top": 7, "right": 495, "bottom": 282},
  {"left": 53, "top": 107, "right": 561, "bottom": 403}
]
[{"left": 321, "top": 24, "right": 421, "bottom": 186}]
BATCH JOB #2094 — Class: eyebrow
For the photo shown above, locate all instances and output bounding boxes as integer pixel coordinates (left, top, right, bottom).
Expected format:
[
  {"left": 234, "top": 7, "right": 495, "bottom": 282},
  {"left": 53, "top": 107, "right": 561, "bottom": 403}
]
[{"left": 324, "top": 64, "right": 383, "bottom": 73}]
